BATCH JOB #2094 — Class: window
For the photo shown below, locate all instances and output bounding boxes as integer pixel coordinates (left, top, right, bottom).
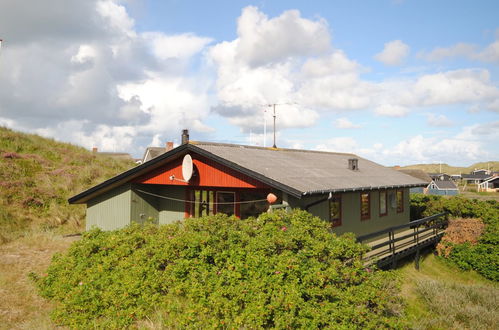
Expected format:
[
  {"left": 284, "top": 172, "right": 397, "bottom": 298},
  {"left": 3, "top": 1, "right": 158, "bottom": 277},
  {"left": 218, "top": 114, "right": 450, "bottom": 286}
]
[
  {"left": 329, "top": 195, "right": 342, "bottom": 227},
  {"left": 216, "top": 191, "right": 236, "bottom": 216},
  {"left": 379, "top": 190, "right": 387, "bottom": 216},
  {"left": 396, "top": 190, "right": 404, "bottom": 213},
  {"left": 360, "top": 193, "right": 370, "bottom": 220},
  {"left": 239, "top": 191, "right": 270, "bottom": 219},
  {"left": 188, "top": 189, "right": 215, "bottom": 218}
]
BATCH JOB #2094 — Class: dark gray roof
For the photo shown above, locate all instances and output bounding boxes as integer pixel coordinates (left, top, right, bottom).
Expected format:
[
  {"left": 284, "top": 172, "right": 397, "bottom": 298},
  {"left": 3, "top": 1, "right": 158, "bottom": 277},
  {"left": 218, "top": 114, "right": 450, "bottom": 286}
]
[
  {"left": 192, "top": 142, "right": 427, "bottom": 195},
  {"left": 70, "top": 141, "right": 427, "bottom": 203},
  {"left": 398, "top": 169, "right": 432, "bottom": 183},
  {"left": 462, "top": 173, "right": 490, "bottom": 180},
  {"left": 433, "top": 180, "right": 458, "bottom": 190}
]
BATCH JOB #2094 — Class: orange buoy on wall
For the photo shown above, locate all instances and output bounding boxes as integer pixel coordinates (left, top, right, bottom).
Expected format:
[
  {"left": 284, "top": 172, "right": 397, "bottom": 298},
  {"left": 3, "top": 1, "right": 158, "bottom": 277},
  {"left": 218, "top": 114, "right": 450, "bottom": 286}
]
[{"left": 267, "top": 193, "right": 277, "bottom": 204}]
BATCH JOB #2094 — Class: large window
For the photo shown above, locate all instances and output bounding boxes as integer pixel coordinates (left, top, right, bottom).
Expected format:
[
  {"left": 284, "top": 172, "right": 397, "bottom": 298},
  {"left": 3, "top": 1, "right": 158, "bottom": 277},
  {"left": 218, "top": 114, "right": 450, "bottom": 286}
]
[
  {"left": 216, "top": 191, "right": 236, "bottom": 216},
  {"left": 188, "top": 189, "right": 215, "bottom": 218},
  {"left": 360, "top": 193, "right": 370, "bottom": 220},
  {"left": 239, "top": 191, "right": 269, "bottom": 219},
  {"left": 379, "top": 190, "right": 387, "bottom": 216},
  {"left": 329, "top": 196, "right": 342, "bottom": 227},
  {"left": 396, "top": 190, "right": 404, "bottom": 213}
]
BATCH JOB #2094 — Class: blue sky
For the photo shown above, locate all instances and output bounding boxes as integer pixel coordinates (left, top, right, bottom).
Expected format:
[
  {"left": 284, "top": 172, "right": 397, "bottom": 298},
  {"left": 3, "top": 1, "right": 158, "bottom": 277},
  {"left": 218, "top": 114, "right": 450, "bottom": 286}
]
[{"left": 0, "top": 0, "right": 498, "bottom": 166}]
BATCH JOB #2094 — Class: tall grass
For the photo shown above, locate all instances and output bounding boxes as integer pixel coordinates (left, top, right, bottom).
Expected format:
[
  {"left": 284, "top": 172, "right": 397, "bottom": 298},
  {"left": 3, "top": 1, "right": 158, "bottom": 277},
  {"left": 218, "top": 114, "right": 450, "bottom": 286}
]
[
  {"left": 399, "top": 252, "right": 499, "bottom": 329},
  {"left": 414, "top": 279, "right": 498, "bottom": 329},
  {"left": 0, "top": 126, "right": 134, "bottom": 243}
]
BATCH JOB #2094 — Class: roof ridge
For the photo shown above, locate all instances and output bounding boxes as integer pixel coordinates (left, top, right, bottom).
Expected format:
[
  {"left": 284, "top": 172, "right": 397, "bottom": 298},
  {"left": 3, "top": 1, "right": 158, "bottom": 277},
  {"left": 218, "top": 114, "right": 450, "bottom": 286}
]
[{"left": 189, "top": 140, "right": 357, "bottom": 157}]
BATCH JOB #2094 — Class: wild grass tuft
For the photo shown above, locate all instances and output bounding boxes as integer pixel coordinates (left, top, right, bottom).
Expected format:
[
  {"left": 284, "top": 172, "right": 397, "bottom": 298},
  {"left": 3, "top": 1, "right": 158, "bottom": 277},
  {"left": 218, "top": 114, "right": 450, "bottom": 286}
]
[{"left": 0, "top": 126, "right": 134, "bottom": 242}]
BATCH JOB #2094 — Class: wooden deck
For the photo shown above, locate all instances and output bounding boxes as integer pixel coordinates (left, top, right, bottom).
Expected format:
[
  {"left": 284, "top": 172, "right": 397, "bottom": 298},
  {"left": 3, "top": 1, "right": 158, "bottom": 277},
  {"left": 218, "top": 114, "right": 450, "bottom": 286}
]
[{"left": 357, "top": 213, "right": 447, "bottom": 267}]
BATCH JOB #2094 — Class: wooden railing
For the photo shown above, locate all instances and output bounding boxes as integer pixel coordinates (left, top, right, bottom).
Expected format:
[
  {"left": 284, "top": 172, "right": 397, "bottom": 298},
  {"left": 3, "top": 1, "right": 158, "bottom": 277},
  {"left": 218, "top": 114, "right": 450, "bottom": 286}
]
[{"left": 357, "top": 212, "right": 448, "bottom": 267}]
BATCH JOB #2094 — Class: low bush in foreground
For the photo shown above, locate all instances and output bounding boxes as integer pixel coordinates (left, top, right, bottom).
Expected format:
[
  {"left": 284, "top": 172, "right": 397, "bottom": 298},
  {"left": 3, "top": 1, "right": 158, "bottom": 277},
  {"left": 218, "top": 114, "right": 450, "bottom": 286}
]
[
  {"left": 411, "top": 195, "right": 499, "bottom": 281},
  {"left": 32, "top": 210, "right": 403, "bottom": 328}
]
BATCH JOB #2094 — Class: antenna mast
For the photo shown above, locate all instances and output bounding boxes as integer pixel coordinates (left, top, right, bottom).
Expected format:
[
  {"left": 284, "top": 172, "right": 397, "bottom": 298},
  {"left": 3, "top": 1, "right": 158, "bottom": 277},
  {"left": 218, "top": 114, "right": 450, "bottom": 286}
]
[{"left": 272, "top": 104, "right": 276, "bottom": 148}]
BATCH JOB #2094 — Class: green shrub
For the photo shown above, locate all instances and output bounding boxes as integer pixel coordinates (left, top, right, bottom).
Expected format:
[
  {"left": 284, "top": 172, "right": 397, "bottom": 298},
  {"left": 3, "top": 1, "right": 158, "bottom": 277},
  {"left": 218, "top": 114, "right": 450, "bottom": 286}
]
[
  {"left": 32, "top": 210, "right": 403, "bottom": 328},
  {"left": 410, "top": 194, "right": 499, "bottom": 281}
]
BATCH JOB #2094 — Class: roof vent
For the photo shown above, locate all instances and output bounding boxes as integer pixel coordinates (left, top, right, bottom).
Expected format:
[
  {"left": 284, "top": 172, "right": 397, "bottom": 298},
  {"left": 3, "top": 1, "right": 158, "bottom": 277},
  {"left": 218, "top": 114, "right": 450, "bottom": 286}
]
[
  {"left": 181, "top": 129, "right": 189, "bottom": 145},
  {"left": 348, "top": 158, "right": 359, "bottom": 171}
]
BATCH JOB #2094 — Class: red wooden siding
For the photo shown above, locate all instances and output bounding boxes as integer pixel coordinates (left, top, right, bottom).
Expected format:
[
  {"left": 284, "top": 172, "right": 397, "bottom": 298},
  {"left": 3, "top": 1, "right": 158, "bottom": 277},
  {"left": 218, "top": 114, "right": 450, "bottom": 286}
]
[{"left": 134, "top": 154, "right": 269, "bottom": 189}]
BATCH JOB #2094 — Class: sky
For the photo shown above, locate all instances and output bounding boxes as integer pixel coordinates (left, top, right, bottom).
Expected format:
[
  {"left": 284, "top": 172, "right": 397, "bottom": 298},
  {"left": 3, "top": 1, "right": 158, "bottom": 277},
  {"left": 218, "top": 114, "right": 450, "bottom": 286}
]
[{"left": 0, "top": 0, "right": 498, "bottom": 166}]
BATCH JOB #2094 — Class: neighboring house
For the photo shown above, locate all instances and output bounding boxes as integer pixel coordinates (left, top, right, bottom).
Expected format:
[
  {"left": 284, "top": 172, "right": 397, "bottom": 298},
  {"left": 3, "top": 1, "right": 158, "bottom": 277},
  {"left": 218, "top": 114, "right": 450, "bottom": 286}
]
[
  {"left": 471, "top": 169, "right": 490, "bottom": 176},
  {"left": 428, "top": 173, "right": 451, "bottom": 181},
  {"left": 427, "top": 179, "right": 459, "bottom": 196},
  {"left": 70, "top": 131, "right": 427, "bottom": 237},
  {"left": 450, "top": 174, "right": 461, "bottom": 181},
  {"left": 478, "top": 176, "right": 499, "bottom": 192},
  {"left": 142, "top": 142, "right": 174, "bottom": 163},
  {"left": 461, "top": 173, "right": 491, "bottom": 184},
  {"left": 397, "top": 169, "right": 432, "bottom": 194}
]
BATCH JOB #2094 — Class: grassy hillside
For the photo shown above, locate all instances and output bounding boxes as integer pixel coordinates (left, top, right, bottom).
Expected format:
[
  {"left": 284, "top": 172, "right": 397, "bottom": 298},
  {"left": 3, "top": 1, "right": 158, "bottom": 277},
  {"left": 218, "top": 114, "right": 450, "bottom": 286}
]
[
  {"left": 399, "top": 161, "right": 499, "bottom": 174},
  {"left": 0, "top": 126, "right": 135, "bottom": 243}
]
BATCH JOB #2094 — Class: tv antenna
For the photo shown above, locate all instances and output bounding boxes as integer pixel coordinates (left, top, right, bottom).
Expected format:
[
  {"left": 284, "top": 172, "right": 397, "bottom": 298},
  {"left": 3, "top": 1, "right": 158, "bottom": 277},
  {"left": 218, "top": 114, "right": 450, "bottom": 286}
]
[{"left": 262, "top": 102, "right": 297, "bottom": 148}]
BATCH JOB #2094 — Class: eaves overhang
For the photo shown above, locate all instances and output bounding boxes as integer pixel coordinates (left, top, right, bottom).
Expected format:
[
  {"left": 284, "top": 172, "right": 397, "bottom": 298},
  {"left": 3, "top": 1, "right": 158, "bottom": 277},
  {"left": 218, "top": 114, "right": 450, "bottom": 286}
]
[{"left": 302, "top": 182, "right": 427, "bottom": 196}]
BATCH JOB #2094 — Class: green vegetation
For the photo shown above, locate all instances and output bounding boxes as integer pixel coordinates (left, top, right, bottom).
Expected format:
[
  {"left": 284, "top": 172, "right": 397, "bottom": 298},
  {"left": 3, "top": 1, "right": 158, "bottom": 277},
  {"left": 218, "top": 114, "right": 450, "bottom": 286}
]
[
  {"left": 410, "top": 194, "right": 499, "bottom": 281},
  {"left": 399, "top": 253, "right": 499, "bottom": 329},
  {"left": 0, "top": 126, "right": 134, "bottom": 243},
  {"left": 32, "top": 210, "right": 404, "bottom": 329},
  {"left": 399, "top": 161, "right": 499, "bottom": 175}
]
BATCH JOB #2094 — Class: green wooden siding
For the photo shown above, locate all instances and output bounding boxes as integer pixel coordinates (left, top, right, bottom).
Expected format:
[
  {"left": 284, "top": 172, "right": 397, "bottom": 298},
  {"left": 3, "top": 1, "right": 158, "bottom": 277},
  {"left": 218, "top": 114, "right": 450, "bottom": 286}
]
[
  {"left": 85, "top": 184, "right": 410, "bottom": 237},
  {"left": 86, "top": 184, "right": 132, "bottom": 231},
  {"left": 130, "top": 185, "right": 159, "bottom": 225},
  {"left": 301, "top": 188, "right": 410, "bottom": 237},
  {"left": 157, "top": 185, "right": 186, "bottom": 225}
]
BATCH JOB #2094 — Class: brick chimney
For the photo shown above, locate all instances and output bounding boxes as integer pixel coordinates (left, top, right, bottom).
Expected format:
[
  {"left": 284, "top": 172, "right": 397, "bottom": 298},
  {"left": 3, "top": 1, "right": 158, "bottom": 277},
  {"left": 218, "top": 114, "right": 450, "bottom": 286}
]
[
  {"left": 166, "top": 141, "right": 174, "bottom": 151},
  {"left": 181, "top": 129, "right": 189, "bottom": 145}
]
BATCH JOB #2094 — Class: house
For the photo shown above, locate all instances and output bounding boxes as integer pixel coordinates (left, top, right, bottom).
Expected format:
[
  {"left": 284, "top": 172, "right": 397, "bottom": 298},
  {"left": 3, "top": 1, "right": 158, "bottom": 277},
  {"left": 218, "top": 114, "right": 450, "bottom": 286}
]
[
  {"left": 142, "top": 142, "right": 174, "bottom": 164},
  {"left": 427, "top": 179, "right": 459, "bottom": 195},
  {"left": 428, "top": 173, "right": 452, "bottom": 181},
  {"left": 461, "top": 173, "right": 491, "bottom": 184},
  {"left": 471, "top": 169, "right": 490, "bottom": 176},
  {"left": 478, "top": 176, "right": 499, "bottom": 192},
  {"left": 69, "top": 131, "right": 427, "bottom": 237}
]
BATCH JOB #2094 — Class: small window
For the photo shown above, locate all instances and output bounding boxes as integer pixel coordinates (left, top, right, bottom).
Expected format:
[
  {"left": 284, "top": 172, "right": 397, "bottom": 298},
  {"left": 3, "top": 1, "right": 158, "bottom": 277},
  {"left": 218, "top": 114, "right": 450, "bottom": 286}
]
[
  {"left": 379, "top": 190, "right": 387, "bottom": 216},
  {"left": 360, "top": 193, "right": 370, "bottom": 220},
  {"left": 396, "top": 190, "right": 404, "bottom": 213},
  {"left": 329, "top": 196, "right": 342, "bottom": 227}
]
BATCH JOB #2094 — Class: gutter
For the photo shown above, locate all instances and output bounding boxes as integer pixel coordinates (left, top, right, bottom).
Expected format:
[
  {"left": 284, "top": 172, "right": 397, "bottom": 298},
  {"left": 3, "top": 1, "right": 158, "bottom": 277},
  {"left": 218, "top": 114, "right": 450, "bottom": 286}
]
[{"left": 302, "top": 182, "right": 427, "bottom": 197}]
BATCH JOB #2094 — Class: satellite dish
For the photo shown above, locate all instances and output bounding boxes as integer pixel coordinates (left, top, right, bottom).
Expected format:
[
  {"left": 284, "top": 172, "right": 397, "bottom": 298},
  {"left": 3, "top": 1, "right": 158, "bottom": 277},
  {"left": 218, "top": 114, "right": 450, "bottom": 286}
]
[{"left": 182, "top": 154, "right": 193, "bottom": 182}]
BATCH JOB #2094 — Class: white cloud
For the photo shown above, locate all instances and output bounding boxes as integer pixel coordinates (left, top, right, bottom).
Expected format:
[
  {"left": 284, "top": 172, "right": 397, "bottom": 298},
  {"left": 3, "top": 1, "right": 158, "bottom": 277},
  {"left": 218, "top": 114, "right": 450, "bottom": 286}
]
[
  {"left": 419, "top": 30, "right": 499, "bottom": 64},
  {"left": 419, "top": 43, "right": 476, "bottom": 61},
  {"left": 375, "top": 40, "right": 410, "bottom": 66},
  {"left": 0, "top": 0, "right": 213, "bottom": 155},
  {"left": 334, "top": 117, "right": 361, "bottom": 129},
  {"left": 374, "top": 104, "right": 409, "bottom": 117},
  {"left": 143, "top": 32, "right": 212, "bottom": 60},
  {"left": 426, "top": 113, "right": 453, "bottom": 127},
  {"left": 236, "top": 6, "right": 331, "bottom": 67},
  {"left": 315, "top": 137, "right": 359, "bottom": 153}
]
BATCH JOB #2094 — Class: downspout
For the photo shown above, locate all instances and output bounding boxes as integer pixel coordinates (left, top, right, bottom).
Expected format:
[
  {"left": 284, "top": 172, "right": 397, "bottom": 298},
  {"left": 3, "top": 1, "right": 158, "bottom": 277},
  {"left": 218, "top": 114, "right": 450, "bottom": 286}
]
[{"left": 304, "top": 192, "right": 332, "bottom": 211}]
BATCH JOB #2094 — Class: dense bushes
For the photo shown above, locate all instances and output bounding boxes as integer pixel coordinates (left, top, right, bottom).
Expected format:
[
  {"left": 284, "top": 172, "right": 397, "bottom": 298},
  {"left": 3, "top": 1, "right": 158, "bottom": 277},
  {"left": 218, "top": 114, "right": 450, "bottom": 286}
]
[
  {"left": 410, "top": 194, "right": 499, "bottom": 281},
  {"left": 32, "top": 210, "right": 403, "bottom": 328}
]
